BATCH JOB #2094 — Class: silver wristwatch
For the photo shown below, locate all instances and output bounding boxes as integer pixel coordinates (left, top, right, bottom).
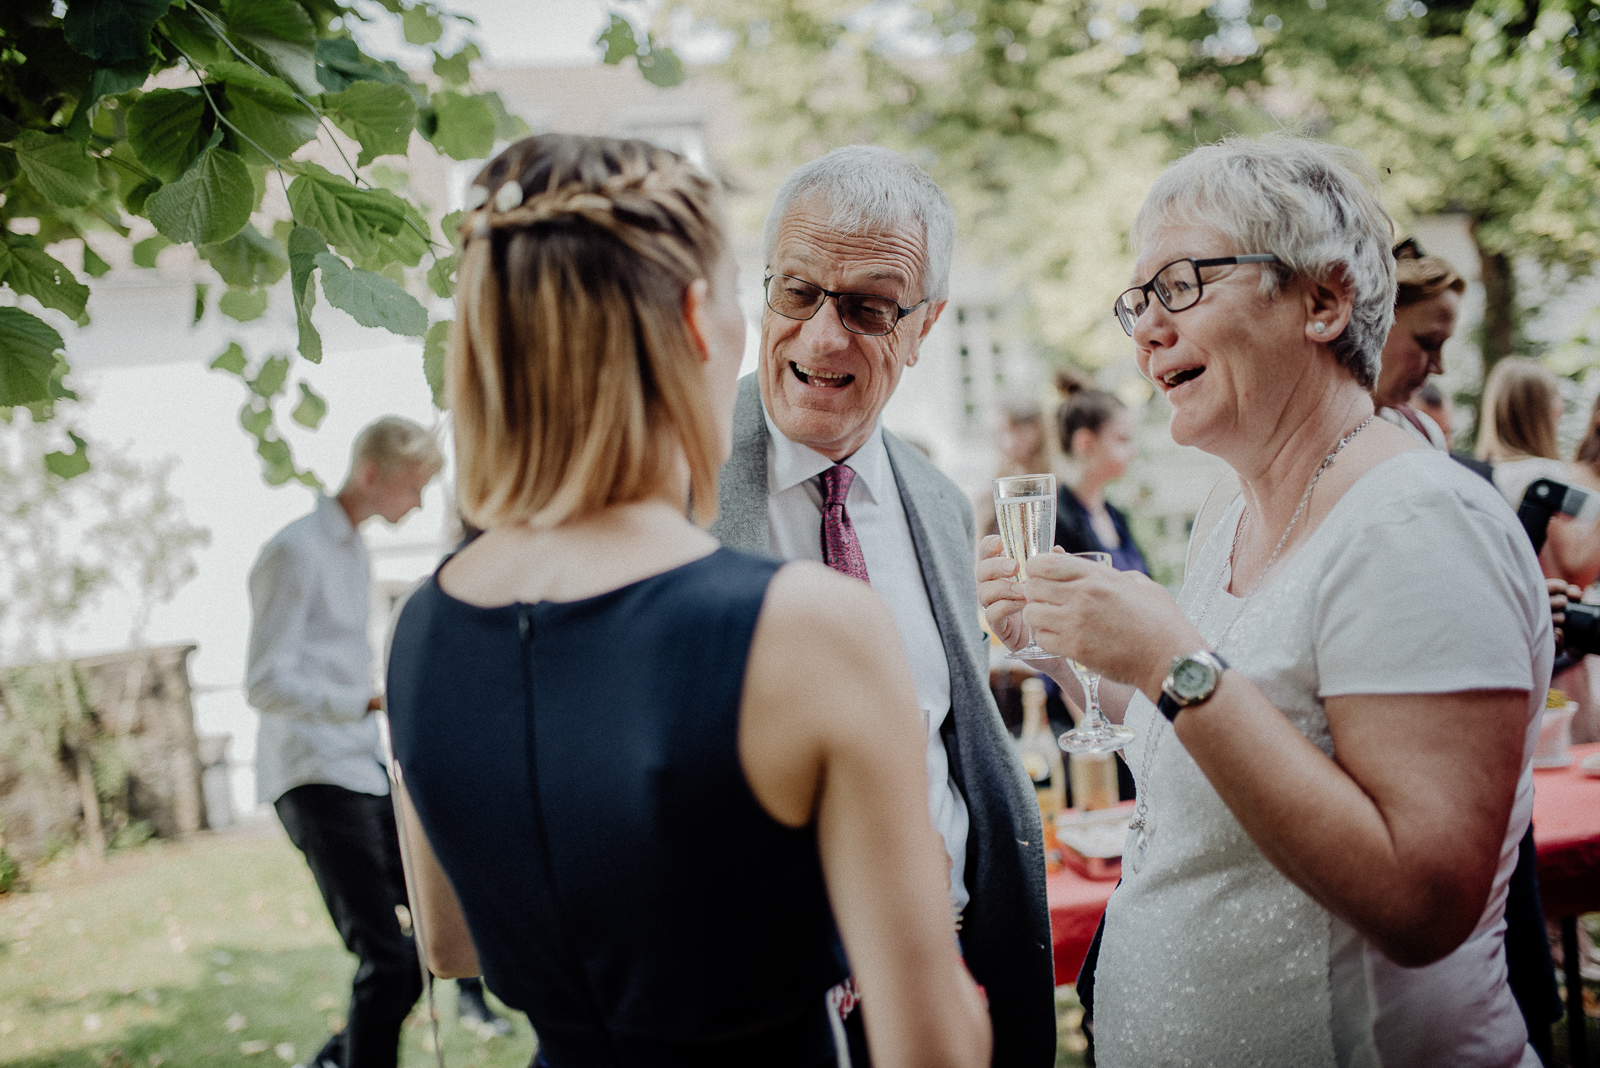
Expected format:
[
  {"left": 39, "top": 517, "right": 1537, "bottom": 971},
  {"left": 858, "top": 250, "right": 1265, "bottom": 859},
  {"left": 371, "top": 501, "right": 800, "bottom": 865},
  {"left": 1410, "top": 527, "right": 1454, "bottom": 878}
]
[{"left": 1157, "top": 651, "right": 1228, "bottom": 723}]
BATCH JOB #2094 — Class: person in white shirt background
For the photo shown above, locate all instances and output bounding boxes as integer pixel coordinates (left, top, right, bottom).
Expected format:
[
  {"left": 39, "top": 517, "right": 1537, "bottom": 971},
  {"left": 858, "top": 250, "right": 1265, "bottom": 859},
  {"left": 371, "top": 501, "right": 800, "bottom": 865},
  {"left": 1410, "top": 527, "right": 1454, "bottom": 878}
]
[{"left": 246, "top": 417, "right": 489, "bottom": 1068}]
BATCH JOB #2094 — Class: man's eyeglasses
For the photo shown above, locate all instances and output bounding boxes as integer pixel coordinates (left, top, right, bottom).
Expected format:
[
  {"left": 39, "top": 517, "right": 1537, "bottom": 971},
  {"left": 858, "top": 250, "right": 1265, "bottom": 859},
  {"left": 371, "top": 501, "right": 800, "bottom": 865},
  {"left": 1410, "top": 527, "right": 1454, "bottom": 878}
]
[
  {"left": 1112, "top": 254, "right": 1280, "bottom": 336},
  {"left": 763, "top": 274, "right": 928, "bottom": 337}
]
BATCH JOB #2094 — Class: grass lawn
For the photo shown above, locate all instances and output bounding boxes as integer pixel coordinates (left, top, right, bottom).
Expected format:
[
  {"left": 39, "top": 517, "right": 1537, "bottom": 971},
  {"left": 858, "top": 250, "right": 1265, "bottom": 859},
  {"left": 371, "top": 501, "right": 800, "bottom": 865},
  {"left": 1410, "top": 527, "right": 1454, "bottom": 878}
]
[{"left": 0, "top": 822, "right": 534, "bottom": 1068}]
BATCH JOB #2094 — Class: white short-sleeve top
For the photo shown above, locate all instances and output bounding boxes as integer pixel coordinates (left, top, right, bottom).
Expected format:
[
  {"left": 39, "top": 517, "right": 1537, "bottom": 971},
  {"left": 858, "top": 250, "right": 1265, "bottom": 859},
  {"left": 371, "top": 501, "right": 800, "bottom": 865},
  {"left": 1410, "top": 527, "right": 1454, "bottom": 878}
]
[{"left": 1095, "top": 449, "right": 1550, "bottom": 1068}]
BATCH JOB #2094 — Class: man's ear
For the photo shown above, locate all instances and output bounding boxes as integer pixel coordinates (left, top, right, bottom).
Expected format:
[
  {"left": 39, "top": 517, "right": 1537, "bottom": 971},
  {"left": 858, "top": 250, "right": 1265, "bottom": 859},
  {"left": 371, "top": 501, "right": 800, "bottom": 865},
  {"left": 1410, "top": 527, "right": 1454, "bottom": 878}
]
[
  {"left": 906, "top": 299, "right": 948, "bottom": 368},
  {"left": 683, "top": 277, "right": 713, "bottom": 363}
]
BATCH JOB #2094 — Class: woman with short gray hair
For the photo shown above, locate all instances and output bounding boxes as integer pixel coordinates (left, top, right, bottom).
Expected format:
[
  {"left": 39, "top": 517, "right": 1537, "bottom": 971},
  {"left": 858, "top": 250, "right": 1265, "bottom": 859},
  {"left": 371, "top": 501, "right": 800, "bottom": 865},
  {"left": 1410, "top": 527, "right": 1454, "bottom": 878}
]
[{"left": 979, "top": 134, "right": 1548, "bottom": 1065}]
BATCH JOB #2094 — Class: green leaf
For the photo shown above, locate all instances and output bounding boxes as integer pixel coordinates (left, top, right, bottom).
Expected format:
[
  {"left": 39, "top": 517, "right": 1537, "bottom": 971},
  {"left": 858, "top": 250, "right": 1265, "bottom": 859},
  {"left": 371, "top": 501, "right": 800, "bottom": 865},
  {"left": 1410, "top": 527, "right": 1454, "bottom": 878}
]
[
  {"left": 68, "top": 60, "right": 158, "bottom": 141},
  {"left": 291, "top": 381, "right": 327, "bottom": 428},
  {"left": 597, "top": 15, "right": 640, "bottom": 65},
  {"left": 286, "top": 163, "right": 408, "bottom": 262},
  {"left": 251, "top": 354, "right": 290, "bottom": 398},
  {"left": 429, "top": 91, "right": 495, "bottom": 161},
  {"left": 63, "top": 0, "right": 172, "bottom": 64},
  {"left": 315, "top": 37, "right": 402, "bottom": 93},
  {"left": 257, "top": 433, "right": 296, "bottom": 485},
  {"left": 45, "top": 431, "right": 91, "bottom": 480},
  {"left": 426, "top": 252, "right": 457, "bottom": 298},
  {"left": 423, "top": 319, "right": 449, "bottom": 408},
  {"left": 0, "top": 307, "right": 65, "bottom": 407},
  {"left": 315, "top": 253, "right": 427, "bottom": 336},
  {"left": 227, "top": 0, "right": 320, "bottom": 95},
  {"left": 219, "top": 287, "right": 269, "bottom": 322},
  {"left": 213, "top": 61, "right": 320, "bottom": 163},
  {"left": 127, "top": 89, "right": 208, "bottom": 182},
  {"left": 44, "top": 430, "right": 92, "bottom": 479},
  {"left": 145, "top": 146, "right": 254, "bottom": 245},
  {"left": 637, "top": 45, "right": 686, "bottom": 89},
  {"left": 480, "top": 91, "right": 529, "bottom": 141},
  {"left": 287, "top": 225, "right": 327, "bottom": 363},
  {"left": 320, "top": 81, "right": 417, "bottom": 167},
  {"left": 193, "top": 282, "right": 209, "bottom": 324},
  {"left": 199, "top": 224, "right": 289, "bottom": 288},
  {"left": 82, "top": 244, "right": 110, "bottom": 278},
  {"left": 240, "top": 399, "right": 271, "bottom": 436},
  {"left": 11, "top": 131, "right": 100, "bottom": 207},
  {"left": 403, "top": 7, "right": 443, "bottom": 45},
  {"left": 432, "top": 43, "right": 480, "bottom": 87},
  {"left": 132, "top": 235, "right": 171, "bottom": 269},
  {"left": 5, "top": 246, "right": 91, "bottom": 319},
  {"left": 210, "top": 341, "right": 248, "bottom": 375}
]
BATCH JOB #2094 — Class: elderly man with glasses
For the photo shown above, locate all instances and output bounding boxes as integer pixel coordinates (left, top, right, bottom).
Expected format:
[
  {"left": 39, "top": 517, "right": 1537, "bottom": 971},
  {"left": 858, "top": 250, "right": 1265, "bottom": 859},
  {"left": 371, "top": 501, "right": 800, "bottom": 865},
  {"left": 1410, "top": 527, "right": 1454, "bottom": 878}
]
[{"left": 711, "top": 145, "right": 1057, "bottom": 1067}]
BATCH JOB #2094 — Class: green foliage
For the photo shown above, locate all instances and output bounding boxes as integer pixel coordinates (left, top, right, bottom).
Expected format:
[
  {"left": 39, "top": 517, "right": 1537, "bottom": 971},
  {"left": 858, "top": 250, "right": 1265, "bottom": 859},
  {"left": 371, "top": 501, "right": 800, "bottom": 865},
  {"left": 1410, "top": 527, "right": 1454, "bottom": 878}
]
[
  {"left": 315, "top": 252, "right": 427, "bottom": 335},
  {"left": 422, "top": 318, "right": 449, "bottom": 408},
  {"left": 598, "top": 12, "right": 688, "bottom": 88},
  {"left": 145, "top": 143, "right": 254, "bottom": 245},
  {"left": 44, "top": 430, "right": 90, "bottom": 479},
  {"left": 291, "top": 381, "right": 327, "bottom": 428},
  {"left": 0, "top": 308, "right": 64, "bottom": 407},
  {"left": 697, "top": 0, "right": 1600, "bottom": 382},
  {"left": 320, "top": 81, "right": 416, "bottom": 166},
  {"left": 0, "top": 0, "right": 682, "bottom": 487}
]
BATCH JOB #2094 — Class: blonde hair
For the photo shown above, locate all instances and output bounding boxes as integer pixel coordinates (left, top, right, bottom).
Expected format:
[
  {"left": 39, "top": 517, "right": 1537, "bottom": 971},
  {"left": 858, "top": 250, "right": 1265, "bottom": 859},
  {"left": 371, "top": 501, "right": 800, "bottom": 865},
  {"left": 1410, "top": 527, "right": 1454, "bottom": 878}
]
[
  {"left": 1394, "top": 253, "right": 1466, "bottom": 308},
  {"left": 351, "top": 416, "right": 442, "bottom": 475},
  {"left": 1477, "top": 357, "right": 1562, "bottom": 463},
  {"left": 450, "top": 135, "right": 726, "bottom": 530}
]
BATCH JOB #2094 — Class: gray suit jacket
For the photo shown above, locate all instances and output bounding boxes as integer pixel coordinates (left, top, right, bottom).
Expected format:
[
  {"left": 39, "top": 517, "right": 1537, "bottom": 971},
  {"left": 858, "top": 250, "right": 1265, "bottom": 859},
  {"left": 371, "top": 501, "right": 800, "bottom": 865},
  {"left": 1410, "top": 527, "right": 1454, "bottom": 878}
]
[{"left": 711, "top": 374, "right": 1056, "bottom": 1067}]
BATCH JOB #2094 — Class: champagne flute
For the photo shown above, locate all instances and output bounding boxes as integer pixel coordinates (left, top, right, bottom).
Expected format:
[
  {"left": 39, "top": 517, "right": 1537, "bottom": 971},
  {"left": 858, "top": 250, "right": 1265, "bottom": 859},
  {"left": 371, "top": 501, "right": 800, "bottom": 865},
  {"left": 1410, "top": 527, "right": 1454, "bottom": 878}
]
[
  {"left": 992, "top": 474, "right": 1056, "bottom": 661},
  {"left": 1058, "top": 551, "right": 1136, "bottom": 754}
]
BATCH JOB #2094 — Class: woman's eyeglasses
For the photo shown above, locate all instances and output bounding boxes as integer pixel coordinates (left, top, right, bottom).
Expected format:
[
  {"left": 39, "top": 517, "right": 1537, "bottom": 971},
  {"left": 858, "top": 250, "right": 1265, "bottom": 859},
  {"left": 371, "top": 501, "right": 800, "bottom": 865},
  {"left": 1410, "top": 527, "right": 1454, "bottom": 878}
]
[
  {"left": 764, "top": 274, "right": 928, "bottom": 337},
  {"left": 1112, "top": 255, "right": 1280, "bottom": 336}
]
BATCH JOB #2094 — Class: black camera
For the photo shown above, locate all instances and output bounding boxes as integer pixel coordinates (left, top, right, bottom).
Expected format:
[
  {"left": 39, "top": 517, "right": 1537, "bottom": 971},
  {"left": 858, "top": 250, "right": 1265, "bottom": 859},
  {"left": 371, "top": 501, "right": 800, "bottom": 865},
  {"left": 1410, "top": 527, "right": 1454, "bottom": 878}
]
[{"left": 1517, "top": 478, "right": 1600, "bottom": 658}]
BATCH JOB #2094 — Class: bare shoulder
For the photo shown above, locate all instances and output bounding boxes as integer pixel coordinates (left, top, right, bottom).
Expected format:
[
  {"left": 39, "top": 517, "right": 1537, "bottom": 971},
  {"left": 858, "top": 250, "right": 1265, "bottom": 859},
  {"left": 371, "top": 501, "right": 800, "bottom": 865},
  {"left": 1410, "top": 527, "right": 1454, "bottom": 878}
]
[{"left": 758, "top": 562, "right": 898, "bottom": 654}]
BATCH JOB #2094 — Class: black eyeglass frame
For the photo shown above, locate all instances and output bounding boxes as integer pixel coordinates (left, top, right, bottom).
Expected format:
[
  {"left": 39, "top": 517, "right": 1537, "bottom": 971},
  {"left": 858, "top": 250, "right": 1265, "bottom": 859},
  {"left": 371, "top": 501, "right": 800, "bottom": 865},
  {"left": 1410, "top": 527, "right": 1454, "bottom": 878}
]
[
  {"left": 1112, "top": 254, "right": 1280, "bottom": 336},
  {"left": 763, "top": 273, "right": 929, "bottom": 337}
]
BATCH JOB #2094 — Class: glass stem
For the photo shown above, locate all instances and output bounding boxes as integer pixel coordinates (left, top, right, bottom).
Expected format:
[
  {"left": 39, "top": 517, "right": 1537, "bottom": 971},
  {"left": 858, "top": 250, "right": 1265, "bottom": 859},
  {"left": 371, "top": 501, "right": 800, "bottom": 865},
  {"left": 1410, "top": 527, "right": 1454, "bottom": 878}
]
[{"left": 1083, "top": 674, "right": 1103, "bottom": 729}]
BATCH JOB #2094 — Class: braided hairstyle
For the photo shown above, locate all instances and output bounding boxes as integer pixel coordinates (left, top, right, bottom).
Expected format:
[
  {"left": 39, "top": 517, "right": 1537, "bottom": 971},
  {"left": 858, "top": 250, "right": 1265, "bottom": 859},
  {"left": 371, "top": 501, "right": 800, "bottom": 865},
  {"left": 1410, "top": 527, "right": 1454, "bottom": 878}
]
[{"left": 451, "top": 134, "right": 726, "bottom": 530}]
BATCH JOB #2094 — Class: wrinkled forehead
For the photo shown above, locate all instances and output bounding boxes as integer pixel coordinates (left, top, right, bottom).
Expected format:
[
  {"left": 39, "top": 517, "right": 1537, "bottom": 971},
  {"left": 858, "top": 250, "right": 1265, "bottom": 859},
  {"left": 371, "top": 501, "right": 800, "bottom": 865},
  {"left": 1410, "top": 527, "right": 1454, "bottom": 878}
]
[{"left": 771, "top": 195, "right": 928, "bottom": 287}]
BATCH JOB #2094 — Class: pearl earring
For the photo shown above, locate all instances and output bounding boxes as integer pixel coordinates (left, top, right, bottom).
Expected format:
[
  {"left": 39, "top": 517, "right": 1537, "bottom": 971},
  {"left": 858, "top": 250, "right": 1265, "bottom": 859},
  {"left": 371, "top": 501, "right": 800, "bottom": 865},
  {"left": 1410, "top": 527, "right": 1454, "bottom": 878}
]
[{"left": 1312, "top": 322, "right": 1327, "bottom": 334}]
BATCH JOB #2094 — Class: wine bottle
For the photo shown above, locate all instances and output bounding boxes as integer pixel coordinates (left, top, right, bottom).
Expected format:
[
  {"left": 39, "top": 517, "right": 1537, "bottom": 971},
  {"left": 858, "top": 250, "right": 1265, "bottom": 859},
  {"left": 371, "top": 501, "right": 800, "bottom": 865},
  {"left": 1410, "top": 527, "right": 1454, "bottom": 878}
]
[{"left": 1016, "top": 677, "right": 1065, "bottom": 871}]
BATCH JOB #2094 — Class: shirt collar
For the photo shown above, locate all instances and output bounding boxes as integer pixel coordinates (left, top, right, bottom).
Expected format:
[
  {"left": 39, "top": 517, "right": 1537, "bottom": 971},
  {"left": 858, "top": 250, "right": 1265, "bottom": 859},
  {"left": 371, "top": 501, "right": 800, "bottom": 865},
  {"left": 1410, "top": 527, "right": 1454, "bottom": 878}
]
[
  {"left": 762, "top": 402, "right": 891, "bottom": 506},
  {"left": 316, "top": 493, "right": 361, "bottom": 545}
]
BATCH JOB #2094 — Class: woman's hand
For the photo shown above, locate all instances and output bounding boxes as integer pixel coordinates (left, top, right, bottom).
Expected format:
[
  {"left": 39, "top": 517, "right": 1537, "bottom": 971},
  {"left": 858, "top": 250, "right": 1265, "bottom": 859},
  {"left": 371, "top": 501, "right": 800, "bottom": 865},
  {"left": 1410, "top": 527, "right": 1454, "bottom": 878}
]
[
  {"left": 1021, "top": 552, "right": 1207, "bottom": 700},
  {"left": 976, "top": 535, "right": 1054, "bottom": 664}
]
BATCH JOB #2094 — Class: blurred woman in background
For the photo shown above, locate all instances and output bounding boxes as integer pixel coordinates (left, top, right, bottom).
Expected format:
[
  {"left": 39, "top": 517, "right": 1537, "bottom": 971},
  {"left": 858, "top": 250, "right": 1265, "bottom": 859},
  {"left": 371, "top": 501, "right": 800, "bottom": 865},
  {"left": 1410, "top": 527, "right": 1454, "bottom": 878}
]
[
  {"left": 1373, "top": 244, "right": 1465, "bottom": 450},
  {"left": 1051, "top": 370, "right": 1149, "bottom": 577},
  {"left": 977, "top": 397, "right": 1053, "bottom": 540},
  {"left": 1477, "top": 357, "right": 1568, "bottom": 511}
]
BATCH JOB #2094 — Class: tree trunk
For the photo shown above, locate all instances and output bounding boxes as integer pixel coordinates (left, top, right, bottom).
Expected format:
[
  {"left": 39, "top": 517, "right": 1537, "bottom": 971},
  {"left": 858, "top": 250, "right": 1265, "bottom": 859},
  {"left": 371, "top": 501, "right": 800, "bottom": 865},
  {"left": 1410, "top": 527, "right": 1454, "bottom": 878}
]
[{"left": 1474, "top": 222, "right": 1518, "bottom": 372}]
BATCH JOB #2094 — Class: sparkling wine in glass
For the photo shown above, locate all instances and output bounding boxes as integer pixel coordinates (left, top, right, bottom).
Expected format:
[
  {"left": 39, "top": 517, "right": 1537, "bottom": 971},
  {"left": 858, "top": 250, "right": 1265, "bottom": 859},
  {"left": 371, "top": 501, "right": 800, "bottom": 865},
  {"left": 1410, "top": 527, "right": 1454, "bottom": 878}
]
[
  {"left": 992, "top": 474, "right": 1056, "bottom": 661},
  {"left": 1058, "top": 551, "right": 1136, "bottom": 754}
]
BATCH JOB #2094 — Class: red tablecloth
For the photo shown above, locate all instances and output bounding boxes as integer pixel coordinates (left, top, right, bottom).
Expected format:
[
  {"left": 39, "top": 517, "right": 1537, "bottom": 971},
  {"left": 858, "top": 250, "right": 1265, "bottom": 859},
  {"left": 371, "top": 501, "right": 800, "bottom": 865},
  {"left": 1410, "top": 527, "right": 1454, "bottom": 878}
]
[
  {"left": 1047, "top": 749, "right": 1600, "bottom": 985},
  {"left": 1533, "top": 741, "right": 1600, "bottom": 919}
]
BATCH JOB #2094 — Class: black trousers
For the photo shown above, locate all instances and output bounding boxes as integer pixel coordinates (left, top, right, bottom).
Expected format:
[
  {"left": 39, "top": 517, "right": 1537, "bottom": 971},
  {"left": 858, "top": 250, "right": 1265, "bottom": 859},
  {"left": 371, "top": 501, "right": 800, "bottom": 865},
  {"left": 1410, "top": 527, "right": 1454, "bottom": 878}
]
[{"left": 276, "top": 783, "right": 424, "bottom": 1068}]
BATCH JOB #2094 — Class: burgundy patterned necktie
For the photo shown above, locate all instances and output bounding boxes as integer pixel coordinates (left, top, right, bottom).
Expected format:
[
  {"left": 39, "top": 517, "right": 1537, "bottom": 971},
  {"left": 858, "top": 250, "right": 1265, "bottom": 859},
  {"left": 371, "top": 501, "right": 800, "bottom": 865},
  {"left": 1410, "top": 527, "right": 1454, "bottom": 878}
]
[{"left": 819, "top": 464, "right": 870, "bottom": 583}]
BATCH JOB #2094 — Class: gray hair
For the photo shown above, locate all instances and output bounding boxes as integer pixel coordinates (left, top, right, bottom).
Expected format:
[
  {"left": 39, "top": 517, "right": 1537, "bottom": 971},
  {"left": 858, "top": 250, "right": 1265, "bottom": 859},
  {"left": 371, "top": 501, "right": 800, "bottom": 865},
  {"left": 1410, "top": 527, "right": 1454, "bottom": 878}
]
[
  {"left": 761, "top": 145, "right": 957, "bottom": 304},
  {"left": 1131, "top": 134, "right": 1396, "bottom": 387}
]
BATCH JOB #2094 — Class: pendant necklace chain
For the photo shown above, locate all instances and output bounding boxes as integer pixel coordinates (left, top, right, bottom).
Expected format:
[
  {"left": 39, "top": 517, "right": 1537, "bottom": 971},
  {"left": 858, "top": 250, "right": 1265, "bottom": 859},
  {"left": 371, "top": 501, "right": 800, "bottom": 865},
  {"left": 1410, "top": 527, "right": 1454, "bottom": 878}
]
[{"left": 1126, "top": 415, "right": 1373, "bottom": 873}]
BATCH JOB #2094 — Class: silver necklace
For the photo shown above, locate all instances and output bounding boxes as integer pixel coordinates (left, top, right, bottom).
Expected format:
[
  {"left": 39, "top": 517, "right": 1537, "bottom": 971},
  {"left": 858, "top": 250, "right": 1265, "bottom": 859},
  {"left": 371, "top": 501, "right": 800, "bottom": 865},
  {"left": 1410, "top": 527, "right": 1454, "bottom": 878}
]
[{"left": 1125, "top": 415, "right": 1373, "bottom": 874}]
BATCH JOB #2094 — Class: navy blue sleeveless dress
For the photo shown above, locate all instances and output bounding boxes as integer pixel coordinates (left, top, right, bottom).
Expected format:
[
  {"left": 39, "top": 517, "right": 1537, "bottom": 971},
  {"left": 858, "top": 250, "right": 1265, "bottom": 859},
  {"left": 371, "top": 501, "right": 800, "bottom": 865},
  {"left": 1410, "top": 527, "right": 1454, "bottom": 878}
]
[{"left": 386, "top": 547, "right": 847, "bottom": 1067}]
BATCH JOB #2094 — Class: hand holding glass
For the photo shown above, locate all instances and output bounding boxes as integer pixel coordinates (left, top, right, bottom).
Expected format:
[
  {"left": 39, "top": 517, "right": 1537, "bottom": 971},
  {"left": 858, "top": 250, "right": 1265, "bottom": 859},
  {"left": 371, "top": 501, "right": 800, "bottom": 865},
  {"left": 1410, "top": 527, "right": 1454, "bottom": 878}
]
[
  {"left": 992, "top": 474, "right": 1056, "bottom": 661},
  {"left": 1057, "top": 552, "right": 1136, "bottom": 755}
]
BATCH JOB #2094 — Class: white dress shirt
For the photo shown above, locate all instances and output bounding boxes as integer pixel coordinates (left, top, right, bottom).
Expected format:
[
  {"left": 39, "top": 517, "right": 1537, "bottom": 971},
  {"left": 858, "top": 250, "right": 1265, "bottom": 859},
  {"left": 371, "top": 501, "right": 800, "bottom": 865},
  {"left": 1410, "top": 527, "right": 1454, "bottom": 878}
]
[
  {"left": 246, "top": 494, "right": 386, "bottom": 804},
  {"left": 763, "top": 408, "right": 971, "bottom": 915}
]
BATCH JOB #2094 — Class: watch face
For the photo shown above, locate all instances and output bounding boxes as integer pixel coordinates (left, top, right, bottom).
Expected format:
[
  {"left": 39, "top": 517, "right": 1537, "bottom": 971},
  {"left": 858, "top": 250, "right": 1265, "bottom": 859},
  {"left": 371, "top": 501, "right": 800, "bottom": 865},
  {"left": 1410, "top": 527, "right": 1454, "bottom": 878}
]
[{"left": 1173, "top": 658, "right": 1215, "bottom": 700}]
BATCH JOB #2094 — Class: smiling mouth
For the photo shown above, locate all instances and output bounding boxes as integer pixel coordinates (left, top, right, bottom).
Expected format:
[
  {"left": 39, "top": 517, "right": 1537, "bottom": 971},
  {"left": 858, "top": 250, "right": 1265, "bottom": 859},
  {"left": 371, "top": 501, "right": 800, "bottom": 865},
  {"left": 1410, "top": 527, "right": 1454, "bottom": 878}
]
[
  {"left": 1161, "top": 367, "right": 1204, "bottom": 389},
  {"left": 792, "top": 362, "right": 854, "bottom": 388}
]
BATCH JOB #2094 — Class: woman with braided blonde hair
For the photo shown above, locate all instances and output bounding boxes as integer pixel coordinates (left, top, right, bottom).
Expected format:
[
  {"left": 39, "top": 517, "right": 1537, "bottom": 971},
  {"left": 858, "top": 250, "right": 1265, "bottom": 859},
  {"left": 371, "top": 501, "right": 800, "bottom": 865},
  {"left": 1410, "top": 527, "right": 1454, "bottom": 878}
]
[{"left": 384, "top": 135, "right": 989, "bottom": 1068}]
